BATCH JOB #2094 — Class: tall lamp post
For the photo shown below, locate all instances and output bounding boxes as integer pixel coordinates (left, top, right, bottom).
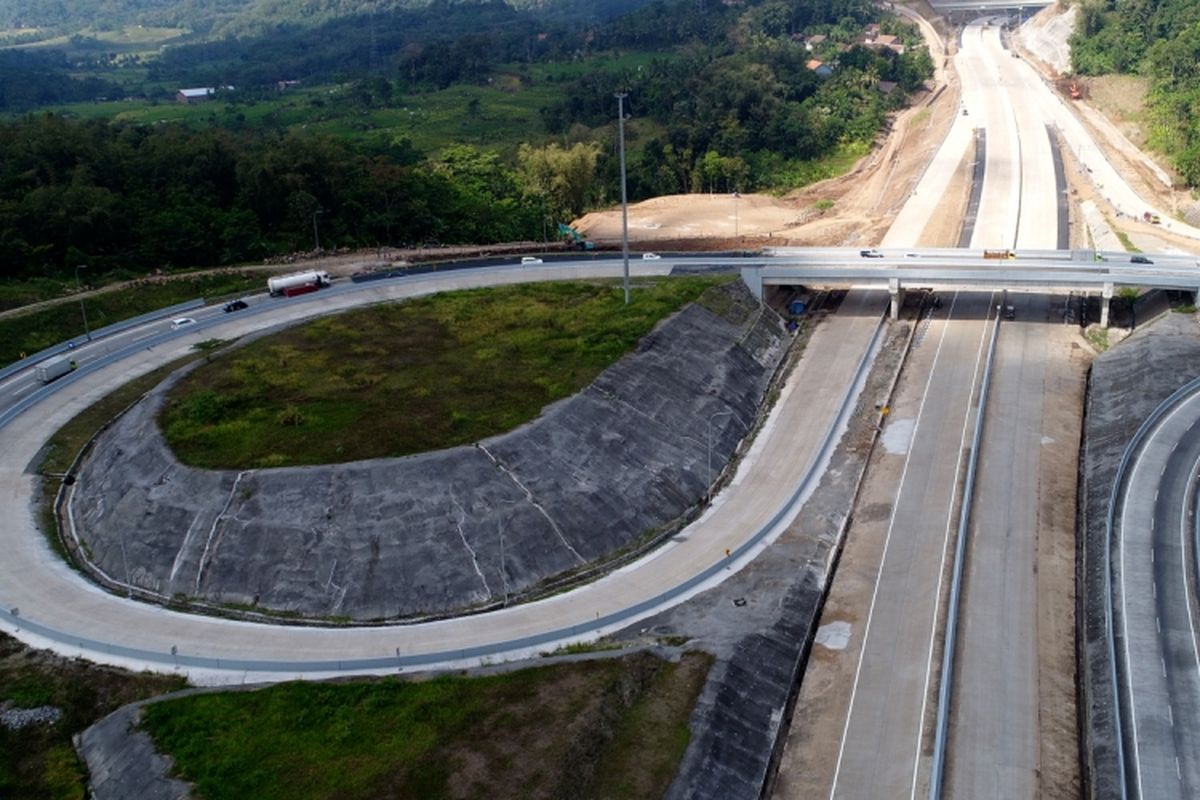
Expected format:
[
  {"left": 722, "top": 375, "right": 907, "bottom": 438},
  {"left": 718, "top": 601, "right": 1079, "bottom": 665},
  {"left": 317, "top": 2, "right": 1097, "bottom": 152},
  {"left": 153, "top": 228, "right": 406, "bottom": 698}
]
[
  {"left": 312, "top": 209, "right": 323, "bottom": 252},
  {"left": 74, "top": 264, "right": 91, "bottom": 341},
  {"left": 733, "top": 190, "right": 740, "bottom": 238},
  {"left": 615, "top": 91, "right": 631, "bottom": 305},
  {"left": 707, "top": 409, "right": 734, "bottom": 497}
]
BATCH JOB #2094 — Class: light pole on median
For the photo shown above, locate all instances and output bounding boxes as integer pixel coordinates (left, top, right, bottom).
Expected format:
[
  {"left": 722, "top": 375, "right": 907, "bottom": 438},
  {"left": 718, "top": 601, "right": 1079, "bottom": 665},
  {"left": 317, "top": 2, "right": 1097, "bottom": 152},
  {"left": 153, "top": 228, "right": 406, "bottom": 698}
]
[
  {"left": 733, "top": 190, "right": 740, "bottom": 238},
  {"left": 615, "top": 91, "right": 631, "bottom": 305},
  {"left": 74, "top": 264, "right": 91, "bottom": 341},
  {"left": 707, "top": 409, "right": 734, "bottom": 497}
]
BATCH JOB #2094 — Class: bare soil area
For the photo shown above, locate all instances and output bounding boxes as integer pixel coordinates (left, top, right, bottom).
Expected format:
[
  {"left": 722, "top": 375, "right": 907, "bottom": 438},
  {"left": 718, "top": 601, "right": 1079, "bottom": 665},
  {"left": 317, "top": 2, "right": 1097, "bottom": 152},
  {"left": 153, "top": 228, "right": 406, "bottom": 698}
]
[
  {"left": 1085, "top": 74, "right": 1152, "bottom": 150},
  {"left": 573, "top": 44, "right": 959, "bottom": 250},
  {"left": 1035, "top": 325, "right": 1089, "bottom": 798}
]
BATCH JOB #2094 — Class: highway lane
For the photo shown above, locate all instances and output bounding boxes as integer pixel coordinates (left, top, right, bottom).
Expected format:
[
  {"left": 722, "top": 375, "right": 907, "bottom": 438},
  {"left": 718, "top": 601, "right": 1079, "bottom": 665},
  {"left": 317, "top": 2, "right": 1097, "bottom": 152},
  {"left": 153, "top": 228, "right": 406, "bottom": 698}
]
[
  {"left": 966, "top": 23, "right": 1021, "bottom": 248},
  {"left": 944, "top": 24, "right": 1064, "bottom": 798},
  {"left": 0, "top": 300, "right": 234, "bottom": 407},
  {"left": 999, "top": 15, "right": 1200, "bottom": 242},
  {"left": 828, "top": 291, "right": 996, "bottom": 798},
  {"left": 823, "top": 19, "right": 1062, "bottom": 799},
  {"left": 1118, "top": 390, "right": 1200, "bottom": 798},
  {"left": 944, "top": 293, "right": 1050, "bottom": 798},
  {"left": 0, "top": 261, "right": 886, "bottom": 679}
]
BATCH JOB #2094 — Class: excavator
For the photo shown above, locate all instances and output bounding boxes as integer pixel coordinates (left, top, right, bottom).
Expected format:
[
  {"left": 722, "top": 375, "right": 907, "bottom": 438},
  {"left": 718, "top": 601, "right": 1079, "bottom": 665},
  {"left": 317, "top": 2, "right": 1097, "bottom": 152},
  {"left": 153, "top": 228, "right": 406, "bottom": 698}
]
[{"left": 557, "top": 222, "right": 595, "bottom": 250}]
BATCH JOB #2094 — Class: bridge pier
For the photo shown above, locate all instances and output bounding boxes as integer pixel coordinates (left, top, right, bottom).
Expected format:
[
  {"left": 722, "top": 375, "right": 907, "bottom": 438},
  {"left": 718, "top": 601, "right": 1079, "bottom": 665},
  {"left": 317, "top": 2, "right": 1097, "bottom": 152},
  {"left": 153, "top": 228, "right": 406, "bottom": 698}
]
[
  {"left": 740, "top": 268, "right": 763, "bottom": 301},
  {"left": 1099, "top": 282, "right": 1113, "bottom": 329},
  {"left": 889, "top": 279, "right": 905, "bottom": 321}
]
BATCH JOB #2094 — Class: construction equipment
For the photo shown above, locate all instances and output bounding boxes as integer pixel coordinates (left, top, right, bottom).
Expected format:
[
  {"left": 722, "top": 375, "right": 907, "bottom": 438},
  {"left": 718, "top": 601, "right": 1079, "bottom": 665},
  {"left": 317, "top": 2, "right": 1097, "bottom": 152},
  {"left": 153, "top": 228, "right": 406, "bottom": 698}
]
[{"left": 557, "top": 223, "right": 595, "bottom": 251}]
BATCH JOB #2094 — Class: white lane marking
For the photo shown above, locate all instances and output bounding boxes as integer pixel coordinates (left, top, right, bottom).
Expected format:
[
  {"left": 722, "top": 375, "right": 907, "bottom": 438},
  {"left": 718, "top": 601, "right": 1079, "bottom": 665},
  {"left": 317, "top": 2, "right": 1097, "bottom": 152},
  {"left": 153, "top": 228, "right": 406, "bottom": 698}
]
[
  {"left": 1178, "top": 756, "right": 1183, "bottom": 780},
  {"left": 1169, "top": 705, "right": 1175, "bottom": 727},
  {"left": 908, "top": 294, "right": 995, "bottom": 800},
  {"left": 1158, "top": 616, "right": 1163, "bottom": 634},
  {"left": 10, "top": 381, "right": 35, "bottom": 398},
  {"left": 829, "top": 293, "right": 960, "bottom": 800},
  {"left": 1164, "top": 657, "right": 1168, "bottom": 677},
  {"left": 1179, "top": 454, "right": 1200, "bottom": 756}
]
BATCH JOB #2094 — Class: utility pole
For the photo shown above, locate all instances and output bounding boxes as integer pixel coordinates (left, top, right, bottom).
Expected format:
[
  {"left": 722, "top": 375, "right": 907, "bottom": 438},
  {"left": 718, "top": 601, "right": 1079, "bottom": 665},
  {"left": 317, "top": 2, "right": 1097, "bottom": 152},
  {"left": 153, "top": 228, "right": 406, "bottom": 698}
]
[
  {"left": 615, "top": 92, "right": 630, "bottom": 305},
  {"left": 312, "top": 209, "right": 323, "bottom": 252},
  {"left": 74, "top": 264, "right": 91, "bottom": 341}
]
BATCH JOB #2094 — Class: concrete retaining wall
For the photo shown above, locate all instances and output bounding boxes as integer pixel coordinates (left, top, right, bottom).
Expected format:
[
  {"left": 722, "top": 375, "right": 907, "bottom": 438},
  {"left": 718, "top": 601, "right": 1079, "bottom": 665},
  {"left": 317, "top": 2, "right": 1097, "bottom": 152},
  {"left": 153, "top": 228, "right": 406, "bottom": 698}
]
[
  {"left": 67, "top": 281, "right": 788, "bottom": 621},
  {"left": 1079, "top": 313, "right": 1200, "bottom": 798}
]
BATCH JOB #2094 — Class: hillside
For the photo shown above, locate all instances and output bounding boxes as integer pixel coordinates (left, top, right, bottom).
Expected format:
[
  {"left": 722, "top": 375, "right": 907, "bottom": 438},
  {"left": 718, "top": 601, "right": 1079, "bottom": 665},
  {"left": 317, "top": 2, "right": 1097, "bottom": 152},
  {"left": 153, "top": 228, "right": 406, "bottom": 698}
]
[
  {"left": 0, "top": 0, "right": 651, "bottom": 39},
  {"left": 1070, "top": 0, "right": 1200, "bottom": 185}
]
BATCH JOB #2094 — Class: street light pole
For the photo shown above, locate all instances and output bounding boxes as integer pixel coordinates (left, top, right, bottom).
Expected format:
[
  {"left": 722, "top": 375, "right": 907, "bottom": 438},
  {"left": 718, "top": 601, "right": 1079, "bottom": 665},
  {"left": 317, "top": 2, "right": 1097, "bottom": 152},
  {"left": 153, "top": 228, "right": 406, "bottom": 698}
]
[
  {"left": 733, "top": 190, "right": 740, "bottom": 238},
  {"left": 707, "top": 409, "right": 734, "bottom": 496},
  {"left": 74, "top": 264, "right": 91, "bottom": 341},
  {"left": 615, "top": 91, "right": 630, "bottom": 305}
]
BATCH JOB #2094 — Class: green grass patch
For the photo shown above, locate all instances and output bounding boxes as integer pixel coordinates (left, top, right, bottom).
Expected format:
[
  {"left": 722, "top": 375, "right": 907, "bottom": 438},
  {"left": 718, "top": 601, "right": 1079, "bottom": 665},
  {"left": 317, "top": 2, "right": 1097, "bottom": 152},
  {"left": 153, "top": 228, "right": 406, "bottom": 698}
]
[
  {"left": 0, "top": 632, "right": 186, "bottom": 800},
  {"left": 1115, "top": 229, "right": 1140, "bottom": 252},
  {"left": 765, "top": 140, "right": 871, "bottom": 191},
  {"left": 1086, "top": 327, "right": 1110, "bottom": 351},
  {"left": 42, "top": 50, "right": 671, "bottom": 157},
  {"left": 0, "top": 271, "right": 262, "bottom": 368},
  {"left": 142, "top": 651, "right": 711, "bottom": 800},
  {"left": 161, "top": 276, "right": 731, "bottom": 469}
]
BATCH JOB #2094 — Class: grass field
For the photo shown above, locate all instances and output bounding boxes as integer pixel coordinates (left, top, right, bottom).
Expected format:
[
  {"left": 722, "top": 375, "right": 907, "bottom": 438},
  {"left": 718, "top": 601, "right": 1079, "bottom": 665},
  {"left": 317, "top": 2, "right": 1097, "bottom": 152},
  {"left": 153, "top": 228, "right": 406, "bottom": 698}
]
[
  {"left": 0, "top": 633, "right": 186, "bottom": 800},
  {"left": 0, "top": 271, "right": 263, "bottom": 367},
  {"left": 142, "top": 651, "right": 711, "bottom": 800},
  {"left": 161, "top": 276, "right": 730, "bottom": 468},
  {"left": 44, "top": 50, "right": 668, "bottom": 155}
]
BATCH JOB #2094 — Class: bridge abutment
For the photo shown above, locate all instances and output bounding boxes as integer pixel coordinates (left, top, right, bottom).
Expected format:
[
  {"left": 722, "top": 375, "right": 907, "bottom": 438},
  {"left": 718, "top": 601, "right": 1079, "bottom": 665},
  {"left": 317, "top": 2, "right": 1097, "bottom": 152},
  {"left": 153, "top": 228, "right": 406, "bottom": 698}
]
[{"left": 1100, "top": 282, "right": 1113, "bottom": 329}]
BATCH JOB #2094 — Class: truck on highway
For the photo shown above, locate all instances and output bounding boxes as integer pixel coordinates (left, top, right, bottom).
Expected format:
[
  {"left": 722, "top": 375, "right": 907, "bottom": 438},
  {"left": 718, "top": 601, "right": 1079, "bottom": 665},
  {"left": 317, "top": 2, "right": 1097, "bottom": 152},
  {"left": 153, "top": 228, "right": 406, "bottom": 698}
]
[
  {"left": 36, "top": 356, "right": 77, "bottom": 384},
  {"left": 268, "top": 270, "right": 331, "bottom": 297}
]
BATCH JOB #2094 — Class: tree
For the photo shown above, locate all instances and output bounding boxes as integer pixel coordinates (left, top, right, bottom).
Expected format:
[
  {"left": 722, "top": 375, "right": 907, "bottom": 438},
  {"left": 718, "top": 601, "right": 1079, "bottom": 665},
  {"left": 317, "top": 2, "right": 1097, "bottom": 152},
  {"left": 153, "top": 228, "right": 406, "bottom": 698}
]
[{"left": 517, "top": 141, "right": 602, "bottom": 220}]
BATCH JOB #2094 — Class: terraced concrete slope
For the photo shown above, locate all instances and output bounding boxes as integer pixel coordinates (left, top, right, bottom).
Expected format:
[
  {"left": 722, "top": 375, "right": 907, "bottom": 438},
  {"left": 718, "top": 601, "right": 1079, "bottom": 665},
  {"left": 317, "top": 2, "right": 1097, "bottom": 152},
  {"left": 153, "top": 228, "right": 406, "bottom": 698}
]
[{"left": 67, "top": 281, "right": 788, "bottom": 621}]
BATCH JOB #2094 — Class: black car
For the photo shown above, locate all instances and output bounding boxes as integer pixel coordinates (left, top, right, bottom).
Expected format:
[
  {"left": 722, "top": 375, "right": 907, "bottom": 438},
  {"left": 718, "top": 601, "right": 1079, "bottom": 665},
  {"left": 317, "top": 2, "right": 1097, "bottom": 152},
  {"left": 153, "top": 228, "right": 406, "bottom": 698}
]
[
  {"left": 1130, "top": 255, "right": 1153, "bottom": 264},
  {"left": 223, "top": 299, "right": 249, "bottom": 313}
]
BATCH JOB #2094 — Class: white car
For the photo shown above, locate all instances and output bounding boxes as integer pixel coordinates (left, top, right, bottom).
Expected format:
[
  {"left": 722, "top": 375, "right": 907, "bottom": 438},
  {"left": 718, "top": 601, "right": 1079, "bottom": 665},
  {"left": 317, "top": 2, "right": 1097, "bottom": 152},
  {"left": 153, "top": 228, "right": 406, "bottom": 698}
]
[
  {"left": 170, "top": 317, "right": 197, "bottom": 330},
  {"left": 641, "top": 252, "right": 661, "bottom": 260},
  {"left": 520, "top": 256, "right": 543, "bottom": 265}
]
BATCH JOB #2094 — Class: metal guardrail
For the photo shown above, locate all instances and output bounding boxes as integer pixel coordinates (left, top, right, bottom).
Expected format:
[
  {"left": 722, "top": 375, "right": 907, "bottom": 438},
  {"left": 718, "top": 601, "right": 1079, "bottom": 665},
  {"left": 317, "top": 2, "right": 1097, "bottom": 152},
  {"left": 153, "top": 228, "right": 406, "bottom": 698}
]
[
  {"left": 0, "top": 298, "right": 205, "bottom": 382},
  {"left": 0, "top": 274, "right": 888, "bottom": 673},
  {"left": 1106, "top": 372, "right": 1200, "bottom": 800},
  {"left": 927, "top": 299, "right": 1002, "bottom": 800}
]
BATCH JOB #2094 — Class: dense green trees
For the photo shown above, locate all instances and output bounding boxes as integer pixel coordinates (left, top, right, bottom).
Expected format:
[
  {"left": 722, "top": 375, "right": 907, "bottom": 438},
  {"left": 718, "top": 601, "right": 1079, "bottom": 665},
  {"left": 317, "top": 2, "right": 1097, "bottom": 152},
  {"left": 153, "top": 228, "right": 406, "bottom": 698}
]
[
  {"left": 1070, "top": 0, "right": 1200, "bottom": 185},
  {"left": 0, "top": 117, "right": 545, "bottom": 279},
  {"left": 0, "top": 0, "right": 933, "bottom": 281}
]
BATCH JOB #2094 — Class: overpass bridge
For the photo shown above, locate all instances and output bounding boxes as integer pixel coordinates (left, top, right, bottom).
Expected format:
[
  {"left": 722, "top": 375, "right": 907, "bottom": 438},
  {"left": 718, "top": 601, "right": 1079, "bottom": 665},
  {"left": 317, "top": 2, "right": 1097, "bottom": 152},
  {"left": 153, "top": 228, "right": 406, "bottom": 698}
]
[
  {"left": 739, "top": 247, "right": 1200, "bottom": 327},
  {"left": 926, "top": 0, "right": 1051, "bottom": 17}
]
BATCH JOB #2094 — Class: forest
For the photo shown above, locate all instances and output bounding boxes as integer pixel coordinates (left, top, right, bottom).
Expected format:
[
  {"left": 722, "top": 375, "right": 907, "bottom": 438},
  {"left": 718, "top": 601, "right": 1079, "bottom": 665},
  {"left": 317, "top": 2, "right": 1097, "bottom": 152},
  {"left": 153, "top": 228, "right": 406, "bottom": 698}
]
[
  {"left": 0, "top": 0, "right": 933, "bottom": 281},
  {"left": 1070, "top": 0, "right": 1200, "bottom": 185}
]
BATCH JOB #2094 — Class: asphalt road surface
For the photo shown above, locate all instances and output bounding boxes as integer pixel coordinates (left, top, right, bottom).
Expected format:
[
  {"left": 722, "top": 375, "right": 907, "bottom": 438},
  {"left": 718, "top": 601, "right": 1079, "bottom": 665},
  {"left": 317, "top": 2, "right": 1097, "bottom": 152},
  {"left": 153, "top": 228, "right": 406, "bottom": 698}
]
[
  {"left": 821, "top": 19, "right": 1064, "bottom": 799},
  {"left": 828, "top": 290, "right": 995, "bottom": 799},
  {"left": 1118, "top": 390, "right": 1200, "bottom": 798},
  {"left": 0, "top": 261, "right": 885, "bottom": 681}
]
